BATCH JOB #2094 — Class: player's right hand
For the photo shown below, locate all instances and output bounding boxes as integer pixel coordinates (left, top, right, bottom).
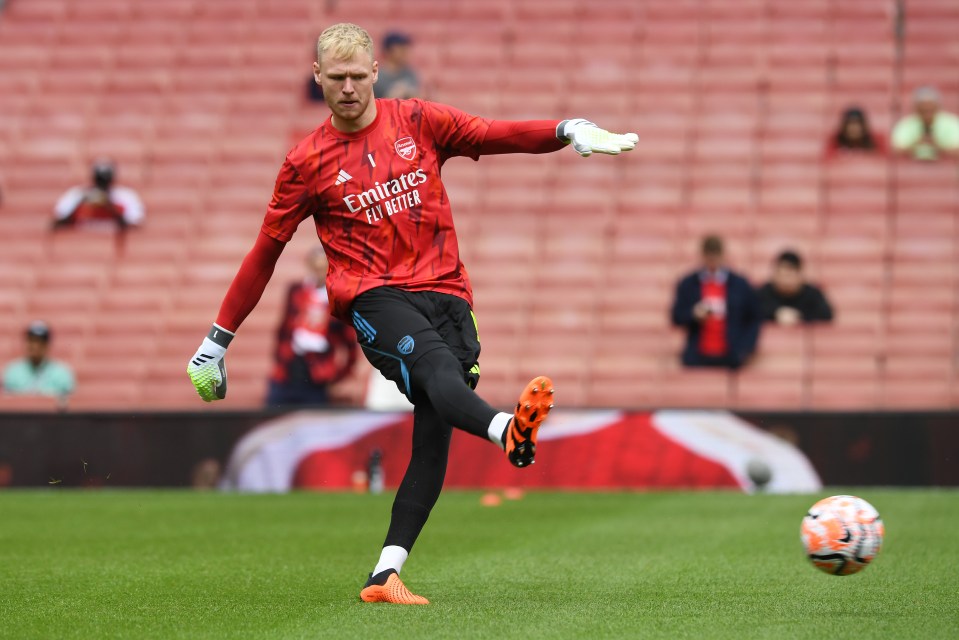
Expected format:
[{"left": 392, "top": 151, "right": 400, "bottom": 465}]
[
  {"left": 186, "top": 324, "right": 234, "bottom": 402},
  {"left": 559, "top": 118, "right": 639, "bottom": 157}
]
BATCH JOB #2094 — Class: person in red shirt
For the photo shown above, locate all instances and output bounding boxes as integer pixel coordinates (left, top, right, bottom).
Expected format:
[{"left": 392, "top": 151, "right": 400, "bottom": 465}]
[
  {"left": 187, "top": 22, "right": 638, "bottom": 604},
  {"left": 268, "top": 247, "right": 358, "bottom": 407},
  {"left": 824, "top": 106, "right": 886, "bottom": 159},
  {"left": 671, "top": 235, "right": 761, "bottom": 370}
]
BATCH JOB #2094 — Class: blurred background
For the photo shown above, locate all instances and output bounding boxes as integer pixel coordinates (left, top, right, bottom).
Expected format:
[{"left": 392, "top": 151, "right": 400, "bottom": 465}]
[{"left": 0, "top": 0, "right": 956, "bottom": 490}]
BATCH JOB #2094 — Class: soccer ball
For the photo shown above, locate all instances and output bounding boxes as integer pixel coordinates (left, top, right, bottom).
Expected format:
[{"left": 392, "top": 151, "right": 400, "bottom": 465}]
[{"left": 800, "top": 495, "right": 884, "bottom": 576}]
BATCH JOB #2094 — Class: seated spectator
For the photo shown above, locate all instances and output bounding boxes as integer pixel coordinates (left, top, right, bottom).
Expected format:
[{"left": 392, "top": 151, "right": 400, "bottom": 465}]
[
  {"left": 53, "top": 159, "right": 144, "bottom": 231},
  {"left": 826, "top": 106, "right": 885, "bottom": 158},
  {"left": 2, "top": 321, "right": 75, "bottom": 398},
  {"left": 671, "top": 235, "right": 761, "bottom": 370},
  {"left": 373, "top": 31, "right": 420, "bottom": 99},
  {"left": 267, "top": 247, "right": 358, "bottom": 407},
  {"left": 758, "top": 250, "right": 834, "bottom": 326},
  {"left": 892, "top": 86, "right": 959, "bottom": 161}
]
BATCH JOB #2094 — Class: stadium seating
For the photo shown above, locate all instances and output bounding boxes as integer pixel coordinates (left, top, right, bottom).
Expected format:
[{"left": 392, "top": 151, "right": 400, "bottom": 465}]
[{"left": 0, "top": 0, "right": 956, "bottom": 411}]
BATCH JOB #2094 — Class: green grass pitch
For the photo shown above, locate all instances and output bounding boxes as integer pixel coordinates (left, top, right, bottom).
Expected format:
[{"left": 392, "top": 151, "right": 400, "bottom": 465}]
[{"left": 1, "top": 489, "right": 957, "bottom": 639}]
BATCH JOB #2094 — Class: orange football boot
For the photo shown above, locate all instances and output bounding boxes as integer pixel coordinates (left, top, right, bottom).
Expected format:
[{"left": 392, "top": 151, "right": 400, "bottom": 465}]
[
  {"left": 505, "top": 375, "right": 555, "bottom": 468},
  {"left": 360, "top": 571, "right": 429, "bottom": 605}
]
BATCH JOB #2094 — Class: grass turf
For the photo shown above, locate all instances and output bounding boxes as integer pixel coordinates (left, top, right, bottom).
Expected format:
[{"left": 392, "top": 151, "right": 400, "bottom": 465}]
[{"left": 0, "top": 489, "right": 957, "bottom": 639}]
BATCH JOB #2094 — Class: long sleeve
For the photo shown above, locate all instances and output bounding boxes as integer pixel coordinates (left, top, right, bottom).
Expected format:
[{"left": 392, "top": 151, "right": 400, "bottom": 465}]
[
  {"left": 479, "top": 119, "right": 567, "bottom": 155},
  {"left": 53, "top": 187, "right": 85, "bottom": 221},
  {"left": 671, "top": 276, "right": 698, "bottom": 327},
  {"left": 214, "top": 231, "right": 287, "bottom": 332},
  {"left": 738, "top": 280, "right": 763, "bottom": 357},
  {"left": 418, "top": 99, "right": 565, "bottom": 159},
  {"left": 806, "top": 285, "right": 834, "bottom": 322},
  {"left": 757, "top": 284, "right": 780, "bottom": 321}
]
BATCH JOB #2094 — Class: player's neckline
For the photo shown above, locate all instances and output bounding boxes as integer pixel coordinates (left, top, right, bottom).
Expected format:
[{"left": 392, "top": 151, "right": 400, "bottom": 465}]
[{"left": 326, "top": 102, "right": 383, "bottom": 140}]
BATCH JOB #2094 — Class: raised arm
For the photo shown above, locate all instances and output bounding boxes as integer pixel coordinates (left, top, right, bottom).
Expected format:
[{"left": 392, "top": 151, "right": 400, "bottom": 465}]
[
  {"left": 480, "top": 119, "right": 638, "bottom": 157},
  {"left": 479, "top": 120, "right": 566, "bottom": 155},
  {"left": 419, "top": 100, "right": 637, "bottom": 160}
]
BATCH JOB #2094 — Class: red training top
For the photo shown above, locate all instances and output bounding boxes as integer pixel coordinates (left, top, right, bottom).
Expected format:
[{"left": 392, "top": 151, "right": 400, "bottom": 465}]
[
  {"left": 216, "top": 98, "right": 564, "bottom": 330},
  {"left": 699, "top": 278, "right": 728, "bottom": 357}
]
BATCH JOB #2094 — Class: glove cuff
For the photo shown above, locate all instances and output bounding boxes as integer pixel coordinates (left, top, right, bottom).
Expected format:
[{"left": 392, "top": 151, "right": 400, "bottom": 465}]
[
  {"left": 207, "top": 323, "right": 235, "bottom": 349},
  {"left": 557, "top": 118, "right": 595, "bottom": 142}
]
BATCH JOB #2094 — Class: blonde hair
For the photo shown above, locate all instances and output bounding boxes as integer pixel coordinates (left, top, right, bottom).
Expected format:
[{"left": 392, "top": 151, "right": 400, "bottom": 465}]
[{"left": 316, "top": 23, "right": 374, "bottom": 63}]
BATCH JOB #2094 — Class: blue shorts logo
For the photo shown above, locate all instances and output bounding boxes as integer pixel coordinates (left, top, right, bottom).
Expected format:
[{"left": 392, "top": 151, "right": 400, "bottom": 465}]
[{"left": 397, "top": 335, "right": 415, "bottom": 355}]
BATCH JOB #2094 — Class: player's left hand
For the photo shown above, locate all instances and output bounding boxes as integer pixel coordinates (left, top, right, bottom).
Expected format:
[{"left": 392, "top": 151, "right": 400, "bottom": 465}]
[
  {"left": 186, "top": 324, "right": 234, "bottom": 402},
  {"left": 559, "top": 119, "right": 639, "bottom": 157}
]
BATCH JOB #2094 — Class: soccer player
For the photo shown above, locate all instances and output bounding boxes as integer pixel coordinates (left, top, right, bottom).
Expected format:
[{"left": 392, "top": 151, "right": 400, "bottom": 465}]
[{"left": 187, "top": 23, "right": 637, "bottom": 604}]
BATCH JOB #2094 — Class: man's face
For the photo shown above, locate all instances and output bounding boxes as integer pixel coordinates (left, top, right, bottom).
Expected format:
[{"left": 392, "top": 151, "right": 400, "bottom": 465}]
[
  {"left": 772, "top": 263, "right": 803, "bottom": 296},
  {"left": 844, "top": 119, "right": 864, "bottom": 142},
  {"left": 314, "top": 50, "right": 378, "bottom": 129},
  {"left": 702, "top": 251, "right": 724, "bottom": 272},
  {"left": 916, "top": 99, "right": 939, "bottom": 124},
  {"left": 386, "top": 43, "right": 411, "bottom": 68},
  {"left": 25, "top": 337, "right": 48, "bottom": 364}
]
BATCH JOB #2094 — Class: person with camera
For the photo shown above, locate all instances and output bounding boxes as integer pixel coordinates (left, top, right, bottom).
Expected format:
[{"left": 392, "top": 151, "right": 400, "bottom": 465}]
[
  {"left": 671, "top": 235, "right": 761, "bottom": 370},
  {"left": 52, "top": 159, "right": 145, "bottom": 231}
]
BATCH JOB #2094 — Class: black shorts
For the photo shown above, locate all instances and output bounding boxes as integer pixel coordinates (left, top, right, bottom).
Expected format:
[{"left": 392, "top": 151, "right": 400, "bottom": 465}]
[{"left": 350, "top": 288, "right": 481, "bottom": 401}]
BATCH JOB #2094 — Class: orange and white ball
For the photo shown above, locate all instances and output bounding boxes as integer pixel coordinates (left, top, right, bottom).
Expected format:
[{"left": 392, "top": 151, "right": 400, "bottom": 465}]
[{"left": 800, "top": 495, "right": 884, "bottom": 576}]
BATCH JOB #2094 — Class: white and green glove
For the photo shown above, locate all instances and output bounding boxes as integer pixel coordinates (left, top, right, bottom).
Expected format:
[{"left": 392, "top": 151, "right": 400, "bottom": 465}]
[
  {"left": 558, "top": 118, "right": 639, "bottom": 157},
  {"left": 187, "top": 324, "right": 234, "bottom": 402}
]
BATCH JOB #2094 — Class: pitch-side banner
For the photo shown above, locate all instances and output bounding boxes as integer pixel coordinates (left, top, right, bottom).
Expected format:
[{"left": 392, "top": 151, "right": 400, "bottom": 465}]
[{"left": 220, "top": 410, "right": 822, "bottom": 493}]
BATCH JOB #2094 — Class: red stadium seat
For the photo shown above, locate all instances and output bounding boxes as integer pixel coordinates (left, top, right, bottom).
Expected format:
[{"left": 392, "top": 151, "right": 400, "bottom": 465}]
[
  {"left": 733, "top": 370, "right": 808, "bottom": 409},
  {"left": 0, "top": 0, "right": 954, "bottom": 411},
  {"left": 656, "top": 366, "right": 735, "bottom": 409}
]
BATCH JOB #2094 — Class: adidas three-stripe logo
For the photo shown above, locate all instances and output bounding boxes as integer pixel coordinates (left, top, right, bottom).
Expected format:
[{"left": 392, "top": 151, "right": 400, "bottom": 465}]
[
  {"left": 334, "top": 169, "right": 352, "bottom": 185},
  {"left": 192, "top": 353, "right": 214, "bottom": 367}
]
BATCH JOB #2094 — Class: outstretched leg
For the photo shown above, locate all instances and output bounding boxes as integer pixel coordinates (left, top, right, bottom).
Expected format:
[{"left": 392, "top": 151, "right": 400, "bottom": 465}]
[{"left": 408, "top": 349, "right": 554, "bottom": 466}]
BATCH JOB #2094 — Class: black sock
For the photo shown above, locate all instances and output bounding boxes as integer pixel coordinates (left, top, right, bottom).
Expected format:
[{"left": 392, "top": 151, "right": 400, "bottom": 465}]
[
  {"left": 380, "top": 403, "right": 451, "bottom": 558},
  {"left": 384, "top": 500, "right": 433, "bottom": 550}
]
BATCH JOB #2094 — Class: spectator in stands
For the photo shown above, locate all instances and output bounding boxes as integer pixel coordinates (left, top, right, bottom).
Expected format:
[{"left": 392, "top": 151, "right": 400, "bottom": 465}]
[
  {"left": 2, "top": 321, "right": 75, "bottom": 399},
  {"left": 826, "top": 106, "right": 884, "bottom": 158},
  {"left": 758, "top": 250, "right": 833, "bottom": 326},
  {"left": 671, "top": 235, "right": 761, "bottom": 370},
  {"left": 267, "top": 247, "right": 358, "bottom": 407},
  {"left": 373, "top": 31, "right": 420, "bottom": 99},
  {"left": 52, "top": 159, "right": 144, "bottom": 231},
  {"left": 892, "top": 86, "right": 959, "bottom": 161}
]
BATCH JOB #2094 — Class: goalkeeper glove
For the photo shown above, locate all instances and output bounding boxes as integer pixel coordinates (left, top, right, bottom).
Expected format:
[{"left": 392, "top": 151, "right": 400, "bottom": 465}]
[
  {"left": 557, "top": 119, "right": 639, "bottom": 157},
  {"left": 187, "top": 324, "right": 234, "bottom": 402}
]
